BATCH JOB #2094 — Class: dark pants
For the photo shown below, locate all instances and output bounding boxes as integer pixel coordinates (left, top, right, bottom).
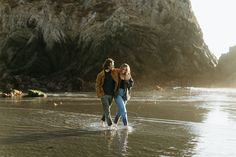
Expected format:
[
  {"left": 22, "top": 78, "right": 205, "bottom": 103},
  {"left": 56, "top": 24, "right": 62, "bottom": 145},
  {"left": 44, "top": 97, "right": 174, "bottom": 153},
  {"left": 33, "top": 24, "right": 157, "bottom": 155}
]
[{"left": 101, "top": 95, "right": 113, "bottom": 126}]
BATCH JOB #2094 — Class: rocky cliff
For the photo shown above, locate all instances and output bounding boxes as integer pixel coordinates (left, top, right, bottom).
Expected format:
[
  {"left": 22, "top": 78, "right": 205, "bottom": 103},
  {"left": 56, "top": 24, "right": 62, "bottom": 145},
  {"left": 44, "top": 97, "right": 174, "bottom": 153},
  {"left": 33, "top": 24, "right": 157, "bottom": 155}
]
[
  {"left": 217, "top": 46, "right": 236, "bottom": 86},
  {"left": 0, "top": 0, "right": 217, "bottom": 91}
]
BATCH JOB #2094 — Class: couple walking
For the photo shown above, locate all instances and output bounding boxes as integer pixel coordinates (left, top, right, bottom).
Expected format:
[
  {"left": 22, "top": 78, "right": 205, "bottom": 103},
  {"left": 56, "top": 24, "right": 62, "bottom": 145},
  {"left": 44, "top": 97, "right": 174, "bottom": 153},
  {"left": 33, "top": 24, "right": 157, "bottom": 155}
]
[{"left": 96, "top": 58, "right": 134, "bottom": 128}]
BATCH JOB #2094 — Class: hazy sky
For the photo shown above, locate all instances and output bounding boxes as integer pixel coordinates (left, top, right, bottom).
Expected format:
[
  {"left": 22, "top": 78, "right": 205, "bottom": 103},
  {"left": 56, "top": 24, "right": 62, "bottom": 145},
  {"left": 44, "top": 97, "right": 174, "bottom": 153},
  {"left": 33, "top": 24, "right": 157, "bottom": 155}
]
[{"left": 191, "top": 0, "right": 236, "bottom": 58}]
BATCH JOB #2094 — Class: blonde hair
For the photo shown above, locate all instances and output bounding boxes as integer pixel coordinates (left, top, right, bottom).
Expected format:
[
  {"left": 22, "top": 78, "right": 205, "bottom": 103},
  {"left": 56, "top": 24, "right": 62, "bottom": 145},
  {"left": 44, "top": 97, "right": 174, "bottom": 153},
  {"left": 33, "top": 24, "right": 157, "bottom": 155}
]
[{"left": 120, "top": 63, "right": 131, "bottom": 75}]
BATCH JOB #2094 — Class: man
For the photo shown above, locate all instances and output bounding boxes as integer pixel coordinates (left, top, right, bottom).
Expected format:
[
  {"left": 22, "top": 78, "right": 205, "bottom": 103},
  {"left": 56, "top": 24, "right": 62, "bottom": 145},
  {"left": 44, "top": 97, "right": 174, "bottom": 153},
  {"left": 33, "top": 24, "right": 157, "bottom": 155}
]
[{"left": 96, "top": 58, "right": 119, "bottom": 127}]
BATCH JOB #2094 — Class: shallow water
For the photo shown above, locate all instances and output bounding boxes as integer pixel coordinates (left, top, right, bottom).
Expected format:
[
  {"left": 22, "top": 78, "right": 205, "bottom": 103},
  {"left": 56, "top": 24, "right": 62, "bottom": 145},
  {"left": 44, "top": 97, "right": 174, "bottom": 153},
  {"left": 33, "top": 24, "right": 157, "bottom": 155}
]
[{"left": 1, "top": 87, "right": 236, "bottom": 156}]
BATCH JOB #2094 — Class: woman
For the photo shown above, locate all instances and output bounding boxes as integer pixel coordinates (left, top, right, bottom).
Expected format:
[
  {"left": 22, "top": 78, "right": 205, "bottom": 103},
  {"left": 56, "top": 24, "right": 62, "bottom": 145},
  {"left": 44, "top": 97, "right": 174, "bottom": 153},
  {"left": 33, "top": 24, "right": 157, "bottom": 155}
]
[{"left": 114, "top": 63, "right": 134, "bottom": 127}]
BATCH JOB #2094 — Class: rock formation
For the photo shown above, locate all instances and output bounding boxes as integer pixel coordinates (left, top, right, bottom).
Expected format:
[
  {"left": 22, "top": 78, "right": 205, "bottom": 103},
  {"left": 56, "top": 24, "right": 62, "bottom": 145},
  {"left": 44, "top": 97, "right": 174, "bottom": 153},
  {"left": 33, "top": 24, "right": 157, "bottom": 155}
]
[
  {"left": 217, "top": 45, "right": 236, "bottom": 86},
  {"left": 0, "top": 0, "right": 217, "bottom": 91}
]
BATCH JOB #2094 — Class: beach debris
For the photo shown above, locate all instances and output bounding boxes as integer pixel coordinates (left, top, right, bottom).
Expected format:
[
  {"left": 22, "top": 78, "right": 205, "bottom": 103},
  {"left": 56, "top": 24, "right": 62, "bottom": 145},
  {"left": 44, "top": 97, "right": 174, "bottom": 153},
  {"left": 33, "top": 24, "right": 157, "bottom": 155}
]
[
  {"left": 155, "top": 85, "right": 164, "bottom": 91},
  {"left": 1, "top": 89, "right": 23, "bottom": 97}
]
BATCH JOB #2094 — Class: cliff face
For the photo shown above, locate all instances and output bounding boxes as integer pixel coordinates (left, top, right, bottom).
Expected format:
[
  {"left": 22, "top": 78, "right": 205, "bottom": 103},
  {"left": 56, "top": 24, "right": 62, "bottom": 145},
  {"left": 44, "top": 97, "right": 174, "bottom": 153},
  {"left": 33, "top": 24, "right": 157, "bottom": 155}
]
[
  {"left": 217, "top": 46, "right": 236, "bottom": 86},
  {"left": 0, "top": 0, "right": 217, "bottom": 91}
]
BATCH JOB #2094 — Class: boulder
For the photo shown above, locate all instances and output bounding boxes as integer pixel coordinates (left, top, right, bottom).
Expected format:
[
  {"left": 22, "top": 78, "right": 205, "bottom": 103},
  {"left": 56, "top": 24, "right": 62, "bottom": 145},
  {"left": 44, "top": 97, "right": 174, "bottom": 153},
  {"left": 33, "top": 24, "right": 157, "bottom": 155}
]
[
  {"left": 26, "top": 89, "right": 47, "bottom": 97},
  {"left": 0, "top": 0, "right": 217, "bottom": 90}
]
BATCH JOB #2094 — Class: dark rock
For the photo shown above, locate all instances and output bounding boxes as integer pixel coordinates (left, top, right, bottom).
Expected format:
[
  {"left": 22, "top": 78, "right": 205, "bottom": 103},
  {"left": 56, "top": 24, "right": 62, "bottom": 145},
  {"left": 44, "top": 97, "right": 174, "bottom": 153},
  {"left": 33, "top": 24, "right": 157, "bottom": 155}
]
[
  {"left": 26, "top": 89, "right": 47, "bottom": 97},
  {"left": 0, "top": 0, "right": 217, "bottom": 90}
]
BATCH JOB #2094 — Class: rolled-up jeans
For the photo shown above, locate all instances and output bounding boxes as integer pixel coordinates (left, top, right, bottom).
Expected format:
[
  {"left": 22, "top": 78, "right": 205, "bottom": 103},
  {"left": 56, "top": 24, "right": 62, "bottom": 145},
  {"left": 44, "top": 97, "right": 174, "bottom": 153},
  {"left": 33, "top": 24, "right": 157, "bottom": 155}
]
[
  {"left": 114, "top": 88, "right": 128, "bottom": 126},
  {"left": 101, "top": 95, "right": 113, "bottom": 126}
]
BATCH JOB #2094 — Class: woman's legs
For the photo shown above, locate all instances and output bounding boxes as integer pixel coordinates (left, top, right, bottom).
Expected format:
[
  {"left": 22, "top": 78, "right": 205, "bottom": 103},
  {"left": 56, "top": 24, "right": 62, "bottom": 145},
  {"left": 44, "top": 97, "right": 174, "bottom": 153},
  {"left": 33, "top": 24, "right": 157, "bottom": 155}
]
[
  {"left": 115, "top": 89, "right": 128, "bottom": 126},
  {"left": 114, "top": 112, "right": 120, "bottom": 124}
]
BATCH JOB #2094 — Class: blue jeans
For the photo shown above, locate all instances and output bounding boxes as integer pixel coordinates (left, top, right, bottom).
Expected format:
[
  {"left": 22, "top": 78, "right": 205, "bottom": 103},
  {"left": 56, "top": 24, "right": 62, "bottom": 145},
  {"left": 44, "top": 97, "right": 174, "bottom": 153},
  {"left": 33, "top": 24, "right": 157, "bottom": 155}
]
[{"left": 114, "top": 88, "right": 128, "bottom": 126}]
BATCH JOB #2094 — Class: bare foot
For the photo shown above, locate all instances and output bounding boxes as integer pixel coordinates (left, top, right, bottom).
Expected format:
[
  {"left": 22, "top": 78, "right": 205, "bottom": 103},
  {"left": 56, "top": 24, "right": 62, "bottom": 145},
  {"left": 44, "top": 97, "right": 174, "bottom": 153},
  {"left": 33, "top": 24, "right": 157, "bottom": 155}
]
[{"left": 101, "top": 121, "right": 106, "bottom": 127}]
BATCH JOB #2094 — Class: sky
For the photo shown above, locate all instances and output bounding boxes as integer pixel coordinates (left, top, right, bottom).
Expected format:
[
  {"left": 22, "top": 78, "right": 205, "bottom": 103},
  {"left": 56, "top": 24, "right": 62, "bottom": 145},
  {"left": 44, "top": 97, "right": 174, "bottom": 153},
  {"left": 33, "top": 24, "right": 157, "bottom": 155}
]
[{"left": 190, "top": 0, "right": 236, "bottom": 58}]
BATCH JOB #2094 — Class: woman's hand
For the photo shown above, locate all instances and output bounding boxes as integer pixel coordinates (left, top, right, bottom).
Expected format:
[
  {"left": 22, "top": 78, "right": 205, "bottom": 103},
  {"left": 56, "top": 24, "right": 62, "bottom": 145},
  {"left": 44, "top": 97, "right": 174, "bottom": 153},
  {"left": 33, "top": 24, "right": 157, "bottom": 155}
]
[{"left": 120, "top": 74, "right": 131, "bottom": 80}]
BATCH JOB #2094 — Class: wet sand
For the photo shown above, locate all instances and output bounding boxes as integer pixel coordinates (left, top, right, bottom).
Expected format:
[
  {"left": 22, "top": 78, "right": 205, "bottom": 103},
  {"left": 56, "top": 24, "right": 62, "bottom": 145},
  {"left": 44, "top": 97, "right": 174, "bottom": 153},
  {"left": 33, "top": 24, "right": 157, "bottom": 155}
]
[{"left": 0, "top": 87, "right": 236, "bottom": 156}]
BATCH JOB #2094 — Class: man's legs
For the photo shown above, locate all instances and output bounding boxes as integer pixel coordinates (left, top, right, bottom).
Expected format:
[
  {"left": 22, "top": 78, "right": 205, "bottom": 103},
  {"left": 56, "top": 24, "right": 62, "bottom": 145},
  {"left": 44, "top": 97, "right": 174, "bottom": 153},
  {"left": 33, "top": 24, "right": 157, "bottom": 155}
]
[
  {"left": 101, "top": 114, "right": 105, "bottom": 121},
  {"left": 101, "top": 113, "right": 106, "bottom": 127},
  {"left": 101, "top": 95, "right": 113, "bottom": 126}
]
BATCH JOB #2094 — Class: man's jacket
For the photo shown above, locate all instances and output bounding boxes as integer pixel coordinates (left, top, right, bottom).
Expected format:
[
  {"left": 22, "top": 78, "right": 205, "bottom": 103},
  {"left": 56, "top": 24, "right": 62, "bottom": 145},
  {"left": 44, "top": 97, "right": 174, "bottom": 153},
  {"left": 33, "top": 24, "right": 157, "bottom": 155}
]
[{"left": 96, "top": 69, "right": 119, "bottom": 97}]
